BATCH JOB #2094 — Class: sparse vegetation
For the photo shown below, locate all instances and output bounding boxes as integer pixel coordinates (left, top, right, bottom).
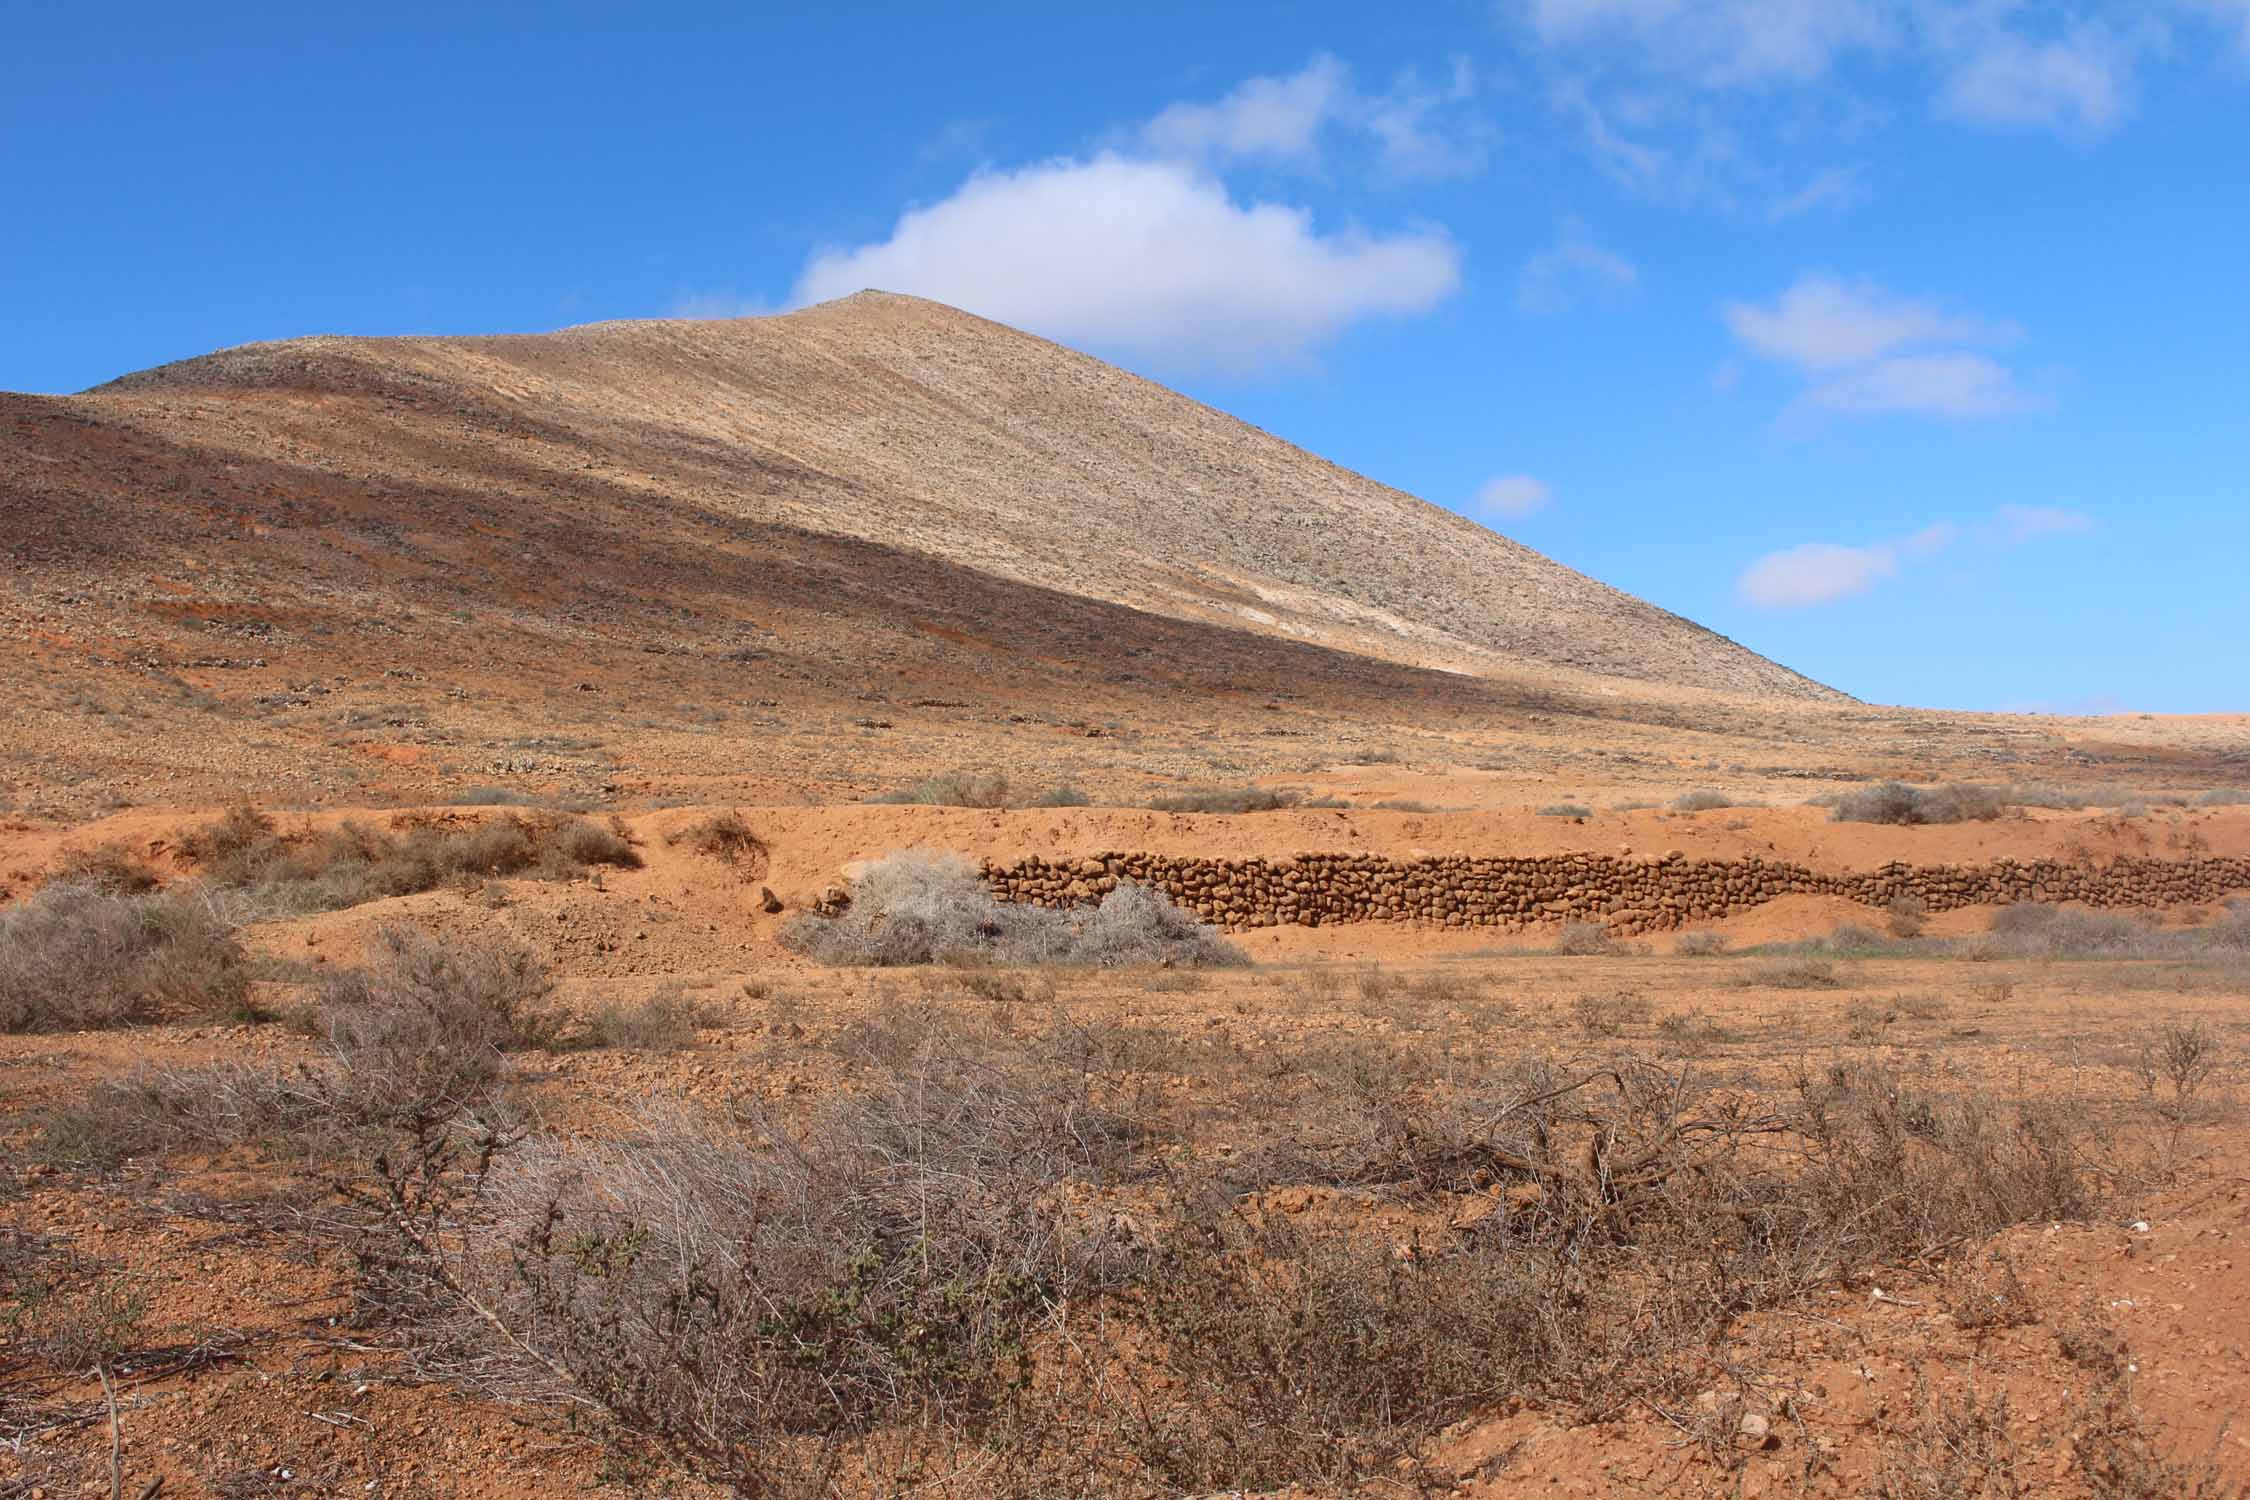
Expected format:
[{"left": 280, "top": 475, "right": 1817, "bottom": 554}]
[
  {"left": 1674, "top": 930, "right": 1729, "bottom": 956},
  {"left": 176, "top": 804, "right": 638, "bottom": 913},
  {"left": 1148, "top": 786, "right": 1297, "bottom": 813},
  {"left": 1537, "top": 802, "right": 1592, "bottom": 818},
  {"left": 584, "top": 987, "right": 726, "bottom": 1051},
  {"left": 1739, "top": 956, "right": 1844, "bottom": 989},
  {"left": 1670, "top": 790, "right": 1737, "bottom": 812},
  {"left": 867, "top": 769, "right": 1012, "bottom": 808}
]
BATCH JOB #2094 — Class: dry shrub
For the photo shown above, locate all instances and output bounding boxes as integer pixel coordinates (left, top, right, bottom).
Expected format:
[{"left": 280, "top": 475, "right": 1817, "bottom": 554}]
[
  {"left": 1888, "top": 894, "right": 1929, "bottom": 939},
  {"left": 2138, "top": 1018, "right": 2221, "bottom": 1120},
  {"left": 1129, "top": 1214, "right": 1554, "bottom": 1491},
  {"left": 1830, "top": 782, "right": 2007, "bottom": 826},
  {"left": 664, "top": 811, "right": 767, "bottom": 874},
  {"left": 1537, "top": 802, "right": 1592, "bottom": 818},
  {"left": 1556, "top": 920, "right": 1614, "bottom": 955},
  {"left": 585, "top": 987, "right": 724, "bottom": 1051},
  {"left": 1573, "top": 991, "right": 1653, "bottom": 1036},
  {"left": 364, "top": 1039, "right": 1146, "bottom": 1495},
  {"left": 1671, "top": 790, "right": 1737, "bottom": 812},
  {"left": 304, "top": 1003, "right": 2142, "bottom": 1499},
  {"left": 0, "top": 884, "right": 249, "bottom": 1033},
  {"left": 175, "top": 805, "right": 637, "bottom": 914},
  {"left": 1147, "top": 786, "right": 1296, "bottom": 814},
  {"left": 49, "top": 841, "right": 162, "bottom": 893},
  {"left": 1675, "top": 930, "right": 1729, "bottom": 956},
  {"left": 36, "top": 926, "right": 551, "bottom": 1169},
  {"left": 782, "top": 853, "right": 1246, "bottom": 970},
  {"left": 1871, "top": 1383, "right": 2023, "bottom": 1499}
]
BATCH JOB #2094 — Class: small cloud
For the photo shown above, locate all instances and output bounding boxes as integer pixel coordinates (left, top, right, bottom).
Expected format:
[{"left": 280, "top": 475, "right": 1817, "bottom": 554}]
[
  {"left": 1143, "top": 56, "right": 1349, "bottom": 163},
  {"left": 1723, "top": 273, "right": 2011, "bottom": 372},
  {"left": 790, "top": 154, "right": 1460, "bottom": 372},
  {"left": 1737, "top": 540, "right": 1900, "bottom": 608},
  {"left": 1796, "top": 352, "right": 2043, "bottom": 420},
  {"left": 1940, "top": 28, "right": 2128, "bottom": 132},
  {"left": 1724, "top": 272, "right": 2038, "bottom": 424},
  {"left": 1995, "top": 505, "right": 2093, "bottom": 543},
  {"left": 1473, "top": 474, "right": 1552, "bottom": 519},
  {"left": 1738, "top": 520, "right": 1957, "bottom": 607},
  {"left": 1517, "top": 228, "right": 1639, "bottom": 316}
]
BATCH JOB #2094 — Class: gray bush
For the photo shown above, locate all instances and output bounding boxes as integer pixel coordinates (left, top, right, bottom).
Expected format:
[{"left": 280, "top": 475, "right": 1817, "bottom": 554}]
[
  {"left": 1, "top": 884, "right": 249, "bottom": 1033},
  {"left": 781, "top": 852, "right": 1247, "bottom": 969},
  {"left": 1828, "top": 782, "right": 2006, "bottom": 826},
  {"left": 1537, "top": 803, "right": 1592, "bottom": 819}
]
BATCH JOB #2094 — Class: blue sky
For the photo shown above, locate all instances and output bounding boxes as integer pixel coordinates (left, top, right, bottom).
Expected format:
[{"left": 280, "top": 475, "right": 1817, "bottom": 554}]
[{"left": 6, "top": 1, "right": 2247, "bottom": 711}]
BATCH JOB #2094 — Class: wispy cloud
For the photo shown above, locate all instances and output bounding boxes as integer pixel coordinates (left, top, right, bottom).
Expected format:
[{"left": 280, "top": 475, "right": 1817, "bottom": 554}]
[
  {"left": 1768, "top": 165, "right": 1865, "bottom": 222},
  {"left": 1995, "top": 504, "right": 2094, "bottom": 542},
  {"left": 1517, "top": 227, "right": 1639, "bottom": 315},
  {"left": 1141, "top": 54, "right": 1488, "bottom": 179}
]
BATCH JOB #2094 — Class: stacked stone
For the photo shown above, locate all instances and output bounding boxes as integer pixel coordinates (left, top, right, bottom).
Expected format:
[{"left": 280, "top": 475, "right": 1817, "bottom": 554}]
[{"left": 977, "top": 852, "right": 2250, "bottom": 934}]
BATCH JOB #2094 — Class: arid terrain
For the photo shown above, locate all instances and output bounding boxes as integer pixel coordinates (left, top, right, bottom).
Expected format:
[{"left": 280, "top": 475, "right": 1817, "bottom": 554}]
[{"left": 5, "top": 296, "right": 2250, "bottom": 1498}]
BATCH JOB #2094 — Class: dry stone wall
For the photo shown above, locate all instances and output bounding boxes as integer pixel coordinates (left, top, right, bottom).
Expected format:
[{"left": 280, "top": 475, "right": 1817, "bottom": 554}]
[{"left": 979, "top": 851, "right": 2250, "bottom": 935}]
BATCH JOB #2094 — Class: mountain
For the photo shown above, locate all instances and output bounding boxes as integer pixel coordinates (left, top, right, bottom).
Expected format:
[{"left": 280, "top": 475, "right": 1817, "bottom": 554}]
[{"left": 1, "top": 292, "right": 1859, "bottom": 812}]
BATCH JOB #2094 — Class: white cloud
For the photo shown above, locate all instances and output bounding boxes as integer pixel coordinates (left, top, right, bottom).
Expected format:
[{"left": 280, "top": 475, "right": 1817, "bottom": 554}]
[
  {"left": 1143, "top": 56, "right": 1349, "bottom": 162},
  {"left": 1722, "top": 273, "right": 2010, "bottom": 372},
  {"left": 1142, "top": 54, "right": 1486, "bottom": 179},
  {"left": 1724, "top": 272, "right": 2039, "bottom": 423},
  {"left": 790, "top": 154, "right": 1461, "bottom": 371},
  {"left": 1996, "top": 504, "right": 2094, "bottom": 542},
  {"left": 1474, "top": 474, "right": 1553, "bottom": 518},
  {"left": 1517, "top": 228, "right": 1639, "bottom": 315},
  {"left": 1737, "top": 540, "right": 1902, "bottom": 607},
  {"left": 1940, "top": 28, "right": 2128, "bottom": 131},
  {"left": 1738, "top": 508, "right": 2086, "bottom": 608},
  {"left": 1798, "top": 351, "right": 2043, "bottom": 419}
]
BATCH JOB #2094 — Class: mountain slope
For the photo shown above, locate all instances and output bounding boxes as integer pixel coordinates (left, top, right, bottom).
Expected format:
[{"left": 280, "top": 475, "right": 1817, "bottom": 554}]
[{"left": 84, "top": 290, "right": 1836, "bottom": 701}]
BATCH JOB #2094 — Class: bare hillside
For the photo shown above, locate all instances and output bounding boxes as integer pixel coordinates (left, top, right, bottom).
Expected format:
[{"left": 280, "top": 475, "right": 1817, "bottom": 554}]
[{"left": 89, "top": 290, "right": 1834, "bottom": 700}]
